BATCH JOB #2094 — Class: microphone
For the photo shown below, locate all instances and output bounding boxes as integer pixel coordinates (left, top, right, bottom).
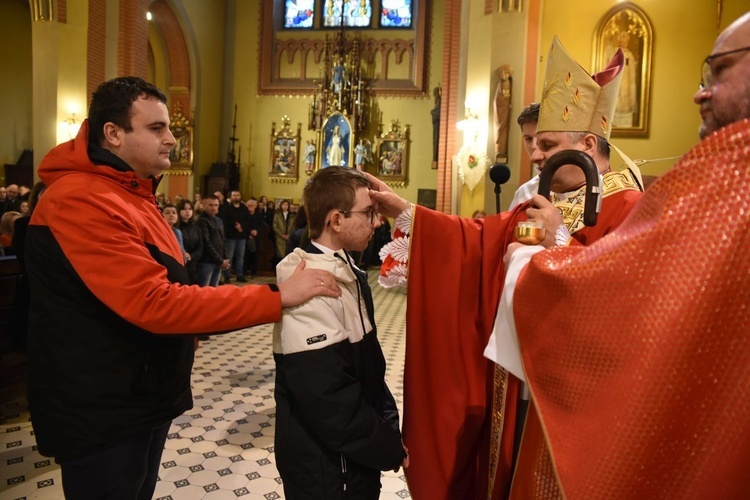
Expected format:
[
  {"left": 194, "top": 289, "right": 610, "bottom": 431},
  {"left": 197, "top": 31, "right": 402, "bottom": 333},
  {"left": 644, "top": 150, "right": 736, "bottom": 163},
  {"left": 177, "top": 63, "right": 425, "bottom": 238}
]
[{"left": 488, "top": 163, "right": 511, "bottom": 213}]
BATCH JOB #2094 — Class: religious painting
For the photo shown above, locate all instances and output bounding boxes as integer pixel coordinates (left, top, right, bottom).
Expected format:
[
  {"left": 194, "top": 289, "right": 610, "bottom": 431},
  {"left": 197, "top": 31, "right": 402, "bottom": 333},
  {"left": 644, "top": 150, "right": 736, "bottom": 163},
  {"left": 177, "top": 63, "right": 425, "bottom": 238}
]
[
  {"left": 374, "top": 120, "right": 409, "bottom": 187},
  {"left": 593, "top": 2, "right": 653, "bottom": 137},
  {"left": 269, "top": 116, "right": 301, "bottom": 183},
  {"left": 323, "top": 0, "right": 371, "bottom": 27},
  {"left": 380, "top": 0, "right": 413, "bottom": 28},
  {"left": 318, "top": 112, "right": 354, "bottom": 169},
  {"left": 167, "top": 104, "right": 193, "bottom": 176},
  {"left": 284, "top": 0, "right": 315, "bottom": 28}
]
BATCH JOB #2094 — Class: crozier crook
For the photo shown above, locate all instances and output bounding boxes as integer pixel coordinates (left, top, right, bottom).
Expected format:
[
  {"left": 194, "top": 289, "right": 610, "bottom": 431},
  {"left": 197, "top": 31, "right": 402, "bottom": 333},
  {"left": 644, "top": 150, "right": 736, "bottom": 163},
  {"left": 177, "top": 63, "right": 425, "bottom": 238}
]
[{"left": 537, "top": 149, "right": 602, "bottom": 226}]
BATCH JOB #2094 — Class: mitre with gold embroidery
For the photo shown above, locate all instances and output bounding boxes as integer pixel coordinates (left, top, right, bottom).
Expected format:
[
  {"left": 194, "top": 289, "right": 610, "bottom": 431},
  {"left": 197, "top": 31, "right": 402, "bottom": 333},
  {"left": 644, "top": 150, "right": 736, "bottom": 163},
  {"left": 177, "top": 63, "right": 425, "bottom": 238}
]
[{"left": 538, "top": 36, "right": 624, "bottom": 140}]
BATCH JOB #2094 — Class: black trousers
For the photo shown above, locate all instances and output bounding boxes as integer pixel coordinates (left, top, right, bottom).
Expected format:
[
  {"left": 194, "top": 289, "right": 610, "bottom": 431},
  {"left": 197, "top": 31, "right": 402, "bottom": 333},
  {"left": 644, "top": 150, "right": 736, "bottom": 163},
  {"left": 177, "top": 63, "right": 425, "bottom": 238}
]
[{"left": 55, "top": 420, "right": 171, "bottom": 500}]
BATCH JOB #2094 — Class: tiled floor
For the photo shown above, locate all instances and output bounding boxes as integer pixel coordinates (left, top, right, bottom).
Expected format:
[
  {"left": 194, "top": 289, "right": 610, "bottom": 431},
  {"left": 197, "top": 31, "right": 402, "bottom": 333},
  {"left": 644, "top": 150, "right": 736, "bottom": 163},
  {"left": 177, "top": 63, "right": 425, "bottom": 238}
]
[{"left": 0, "top": 270, "right": 410, "bottom": 499}]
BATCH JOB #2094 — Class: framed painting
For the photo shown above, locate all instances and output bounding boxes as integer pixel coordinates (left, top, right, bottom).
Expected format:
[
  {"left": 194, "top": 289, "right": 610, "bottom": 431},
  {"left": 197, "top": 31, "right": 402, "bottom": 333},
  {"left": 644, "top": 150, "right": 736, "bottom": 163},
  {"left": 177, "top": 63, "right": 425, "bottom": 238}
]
[
  {"left": 269, "top": 116, "right": 301, "bottom": 183},
  {"left": 374, "top": 120, "right": 409, "bottom": 187},
  {"left": 592, "top": 2, "right": 653, "bottom": 137},
  {"left": 318, "top": 112, "right": 354, "bottom": 169},
  {"left": 167, "top": 105, "right": 193, "bottom": 176}
]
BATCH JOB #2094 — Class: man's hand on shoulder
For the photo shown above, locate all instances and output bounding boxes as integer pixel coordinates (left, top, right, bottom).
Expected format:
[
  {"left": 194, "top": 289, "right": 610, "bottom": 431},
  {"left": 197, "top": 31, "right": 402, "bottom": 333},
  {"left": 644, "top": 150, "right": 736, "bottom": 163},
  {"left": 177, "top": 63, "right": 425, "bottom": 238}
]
[
  {"left": 364, "top": 172, "right": 410, "bottom": 219},
  {"left": 277, "top": 260, "right": 341, "bottom": 307}
]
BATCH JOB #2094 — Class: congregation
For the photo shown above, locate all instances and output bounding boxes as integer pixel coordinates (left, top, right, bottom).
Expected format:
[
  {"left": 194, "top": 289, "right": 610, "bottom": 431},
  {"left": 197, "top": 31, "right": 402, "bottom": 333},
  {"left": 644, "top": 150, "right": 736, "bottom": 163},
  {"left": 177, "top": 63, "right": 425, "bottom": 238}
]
[{"left": 154, "top": 189, "right": 390, "bottom": 287}]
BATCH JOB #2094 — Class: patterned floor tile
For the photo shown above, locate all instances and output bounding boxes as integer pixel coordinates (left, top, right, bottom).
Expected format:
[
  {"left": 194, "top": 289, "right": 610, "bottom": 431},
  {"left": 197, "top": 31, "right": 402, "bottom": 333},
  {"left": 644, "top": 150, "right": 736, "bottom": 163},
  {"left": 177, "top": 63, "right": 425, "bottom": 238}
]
[{"left": 0, "top": 270, "right": 411, "bottom": 498}]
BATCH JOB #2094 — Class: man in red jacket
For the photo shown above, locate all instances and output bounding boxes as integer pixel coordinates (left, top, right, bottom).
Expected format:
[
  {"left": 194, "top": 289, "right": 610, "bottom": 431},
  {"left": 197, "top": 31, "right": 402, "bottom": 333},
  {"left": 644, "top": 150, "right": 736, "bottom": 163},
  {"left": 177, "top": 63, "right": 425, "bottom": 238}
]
[{"left": 25, "top": 76, "right": 340, "bottom": 499}]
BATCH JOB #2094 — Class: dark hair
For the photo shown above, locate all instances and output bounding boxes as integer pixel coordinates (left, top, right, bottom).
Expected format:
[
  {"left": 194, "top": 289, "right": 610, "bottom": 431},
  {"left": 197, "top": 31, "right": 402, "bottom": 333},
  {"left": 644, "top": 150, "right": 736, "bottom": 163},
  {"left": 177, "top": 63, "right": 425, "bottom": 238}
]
[
  {"left": 291, "top": 205, "right": 307, "bottom": 232},
  {"left": 517, "top": 102, "right": 540, "bottom": 127},
  {"left": 28, "top": 181, "right": 46, "bottom": 215},
  {"left": 175, "top": 199, "right": 196, "bottom": 224},
  {"left": 566, "top": 131, "right": 611, "bottom": 160},
  {"left": 88, "top": 77, "right": 167, "bottom": 147},
  {"left": 304, "top": 166, "right": 370, "bottom": 239},
  {"left": 203, "top": 194, "right": 219, "bottom": 202}
]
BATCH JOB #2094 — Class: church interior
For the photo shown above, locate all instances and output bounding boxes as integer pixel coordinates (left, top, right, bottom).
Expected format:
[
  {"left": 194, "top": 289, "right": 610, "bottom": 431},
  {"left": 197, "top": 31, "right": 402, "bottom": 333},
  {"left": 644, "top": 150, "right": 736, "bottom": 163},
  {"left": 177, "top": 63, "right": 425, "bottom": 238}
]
[
  {"left": 2, "top": 0, "right": 745, "bottom": 216},
  {"left": 1, "top": 0, "right": 748, "bottom": 498}
]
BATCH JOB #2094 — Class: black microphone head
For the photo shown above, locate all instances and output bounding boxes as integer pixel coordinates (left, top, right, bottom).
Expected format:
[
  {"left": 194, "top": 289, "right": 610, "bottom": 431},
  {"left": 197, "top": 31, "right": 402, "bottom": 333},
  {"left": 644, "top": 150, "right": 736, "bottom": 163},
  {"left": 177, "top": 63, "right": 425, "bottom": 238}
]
[{"left": 489, "top": 163, "right": 511, "bottom": 185}]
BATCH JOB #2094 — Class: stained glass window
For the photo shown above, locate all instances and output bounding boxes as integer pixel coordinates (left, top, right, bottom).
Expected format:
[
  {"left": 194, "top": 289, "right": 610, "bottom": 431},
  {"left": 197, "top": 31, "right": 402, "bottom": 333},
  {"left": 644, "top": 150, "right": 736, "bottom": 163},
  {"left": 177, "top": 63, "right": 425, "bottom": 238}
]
[
  {"left": 380, "top": 0, "right": 412, "bottom": 28},
  {"left": 284, "top": 0, "right": 315, "bottom": 29},
  {"left": 322, "top": 0, "right": 372, "bottom": 28},
  {"left": 347, "top": 0, "right": 372, "bottom": 27}
]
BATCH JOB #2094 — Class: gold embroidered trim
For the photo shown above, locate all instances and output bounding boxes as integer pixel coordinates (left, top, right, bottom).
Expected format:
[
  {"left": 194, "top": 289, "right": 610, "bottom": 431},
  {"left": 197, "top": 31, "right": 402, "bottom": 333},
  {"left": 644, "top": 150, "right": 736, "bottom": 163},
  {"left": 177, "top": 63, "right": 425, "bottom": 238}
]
[
  {"left": 555, "top": 168, "right": 641, "bottom": 235},
  {"left": 487, "top": 364, "right": 509, "bottom": 499}
]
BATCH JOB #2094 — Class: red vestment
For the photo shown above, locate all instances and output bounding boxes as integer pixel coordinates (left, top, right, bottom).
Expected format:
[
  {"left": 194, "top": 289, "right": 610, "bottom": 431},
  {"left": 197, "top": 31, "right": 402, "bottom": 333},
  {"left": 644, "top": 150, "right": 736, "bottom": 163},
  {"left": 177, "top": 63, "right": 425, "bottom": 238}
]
[
  {"left": 398, "top": 173, "right": 642, "bottom": 499},
  {"left": 511, "top": 119, "right": 750, "bottom": 498}
]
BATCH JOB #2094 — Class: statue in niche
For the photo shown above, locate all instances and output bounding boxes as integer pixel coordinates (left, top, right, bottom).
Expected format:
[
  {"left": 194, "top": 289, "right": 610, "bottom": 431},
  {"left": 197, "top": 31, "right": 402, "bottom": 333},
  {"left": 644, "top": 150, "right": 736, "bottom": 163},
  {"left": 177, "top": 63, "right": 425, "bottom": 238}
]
[
  {"left": 304, "top": 140, "right": 316, "bottom": 174},
  {"left": 493, "top": 65, "right": 512, "bottom": 163},
  {"left": 327, "top": 125, "right": 345, "bottom": 166},
  {"left": 354, "top": 138, "right": 371, "bottom": 171}
]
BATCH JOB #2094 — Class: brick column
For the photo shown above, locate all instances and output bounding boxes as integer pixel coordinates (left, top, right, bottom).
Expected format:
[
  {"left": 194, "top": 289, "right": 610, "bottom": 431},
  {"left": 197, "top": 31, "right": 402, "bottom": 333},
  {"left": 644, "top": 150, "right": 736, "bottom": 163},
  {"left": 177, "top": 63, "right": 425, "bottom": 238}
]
[
  {"left": 436, "top": 0, "right": 462, "bottom": 213},
  {"left": 117, "top": 0, "right": 149, "bottom": 78}
]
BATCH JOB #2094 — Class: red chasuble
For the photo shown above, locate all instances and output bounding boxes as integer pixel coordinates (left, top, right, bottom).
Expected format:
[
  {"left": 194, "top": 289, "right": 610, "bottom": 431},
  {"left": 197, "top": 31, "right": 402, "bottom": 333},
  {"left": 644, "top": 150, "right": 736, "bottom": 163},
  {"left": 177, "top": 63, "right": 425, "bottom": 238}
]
[
  {"left": 399, "top": 175, "right": 642, "bottom": 499},
  {"left": 511, "top": 119, "right": 750, "bottom": 498}
]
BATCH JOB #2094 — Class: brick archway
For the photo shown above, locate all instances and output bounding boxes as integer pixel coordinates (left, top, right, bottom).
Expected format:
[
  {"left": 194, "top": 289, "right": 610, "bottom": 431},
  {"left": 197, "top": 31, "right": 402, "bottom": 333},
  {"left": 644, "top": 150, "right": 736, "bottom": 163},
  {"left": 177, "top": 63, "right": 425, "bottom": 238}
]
[{"left": 149, "top": 0, "right": 191, "bottom": 115}]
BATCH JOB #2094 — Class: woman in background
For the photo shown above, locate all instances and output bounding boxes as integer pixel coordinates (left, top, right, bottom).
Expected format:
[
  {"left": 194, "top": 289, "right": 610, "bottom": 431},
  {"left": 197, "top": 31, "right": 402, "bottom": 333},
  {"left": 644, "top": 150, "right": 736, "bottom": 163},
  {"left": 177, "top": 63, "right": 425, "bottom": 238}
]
[
  {"left": 273, "top": 199, "right": 292, "bottom": 263},
  {"left": 161, "top": 204, "right": 186, "bottom": 262},
  {"left": 286, "top": 206, "right": 308, "bottom": 256},
  {"left": 176, "top": 199, "right": 203, "bottom": 285}
]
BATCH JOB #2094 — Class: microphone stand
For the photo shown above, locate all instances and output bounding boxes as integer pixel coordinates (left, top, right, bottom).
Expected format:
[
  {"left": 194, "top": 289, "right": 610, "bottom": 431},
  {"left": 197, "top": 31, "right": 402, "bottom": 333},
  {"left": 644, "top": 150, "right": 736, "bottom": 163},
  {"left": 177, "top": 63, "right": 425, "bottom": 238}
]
[{"left": 494, "top": 183, "right": 501, "bottom": 214}]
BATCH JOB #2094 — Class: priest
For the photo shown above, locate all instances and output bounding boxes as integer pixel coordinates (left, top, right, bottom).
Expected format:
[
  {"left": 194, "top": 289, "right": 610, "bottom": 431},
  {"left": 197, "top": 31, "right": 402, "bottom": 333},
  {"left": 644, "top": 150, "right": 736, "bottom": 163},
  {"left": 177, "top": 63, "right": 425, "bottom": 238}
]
[
  {"left": 499, "top": 12, "right": 750, "bottom": 498},
  {"left": 368, "top": 36, "right": 644, "bottom": 499}
]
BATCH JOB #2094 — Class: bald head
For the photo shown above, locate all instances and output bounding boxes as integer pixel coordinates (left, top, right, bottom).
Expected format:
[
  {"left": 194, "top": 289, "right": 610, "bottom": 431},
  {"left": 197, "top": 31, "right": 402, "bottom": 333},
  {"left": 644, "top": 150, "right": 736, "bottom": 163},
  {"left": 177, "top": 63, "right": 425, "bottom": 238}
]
[{"left": 694, "top": 13, "right": 750, "bottom": 138}]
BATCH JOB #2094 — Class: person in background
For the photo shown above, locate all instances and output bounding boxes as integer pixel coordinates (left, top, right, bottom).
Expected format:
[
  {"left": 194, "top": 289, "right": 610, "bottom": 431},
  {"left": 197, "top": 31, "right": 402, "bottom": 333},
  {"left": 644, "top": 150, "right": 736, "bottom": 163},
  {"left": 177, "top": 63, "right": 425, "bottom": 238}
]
[
  {"left": 222, "top": 190, "right": 251, "bottom": 283},
  {"left": 285, "top": 205, "right": 308, "bottom": 255},
  {"left": 176, "top": 199, "right": 203, "bottom": 285},
  {"left": 273, "top": 199, "right": 292, "bottom": 263},
  {"left": 0, "top": 211, "right": 21, "bottom": 255},
  {"left": 8, "top": 182, "right": 46, "bottom": 350},
  {"left": 22, "top": 76, "right": 342, "bottom": 499},
  {"left": 161, "top": 204, "right": 187, "bottom": 263},
  {"left": 471, "top": 209, "right": 486, "bottom": 219},
  {"left": 245, "top": 197, "right": 263, "bottom": 278},
  {"left": 4, "top": 184, "right": 21, "bottom": 212},
  {"left": 509, "top": 102, "right": 540, "bottom": 210},
  {"left": 18, "top": 201, "right": 29, "bottom": 216},
  {"left": 155, "top": 192, "right": 167, "bottom": 209},
  {"left": 193, "top": 193, "right": 204, "bottom": 214},
  {"left": 265, "top": 200, "right": 276, "bottom": 227},
  {"left": 273, "top": 166, "right": 408, "bottom": 498},
  {"left": 197, "top": 194, "right": 229, "bottom": 287},
  {"left": 0, "top": 186, "right": 7, "bottom": 217}
]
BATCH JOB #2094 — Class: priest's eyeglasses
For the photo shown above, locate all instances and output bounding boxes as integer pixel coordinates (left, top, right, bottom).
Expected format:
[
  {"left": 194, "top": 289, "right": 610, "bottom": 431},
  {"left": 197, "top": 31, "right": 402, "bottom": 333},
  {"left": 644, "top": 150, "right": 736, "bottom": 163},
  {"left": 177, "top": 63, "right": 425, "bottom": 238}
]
[
  {"left": 700, "top": 46, "right": 750, "bottom": 89},
  {"left": 338, "top": 207, "right": 376, "bottom": 224}
]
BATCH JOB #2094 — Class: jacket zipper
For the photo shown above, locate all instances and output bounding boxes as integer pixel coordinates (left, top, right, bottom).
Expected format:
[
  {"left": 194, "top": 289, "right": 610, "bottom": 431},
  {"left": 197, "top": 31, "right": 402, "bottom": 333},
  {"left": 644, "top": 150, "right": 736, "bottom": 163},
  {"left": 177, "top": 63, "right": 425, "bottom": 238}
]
[{"left": 341, "top": 454, "right": 348, "bottom": 494}]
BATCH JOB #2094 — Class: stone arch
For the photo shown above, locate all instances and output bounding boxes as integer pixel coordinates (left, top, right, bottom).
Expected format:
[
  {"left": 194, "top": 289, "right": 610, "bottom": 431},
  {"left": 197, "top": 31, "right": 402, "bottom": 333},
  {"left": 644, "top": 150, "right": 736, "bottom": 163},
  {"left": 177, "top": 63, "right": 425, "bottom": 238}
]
[{"left": 148, "top": 0, "right": 191, "bottom": 115}]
